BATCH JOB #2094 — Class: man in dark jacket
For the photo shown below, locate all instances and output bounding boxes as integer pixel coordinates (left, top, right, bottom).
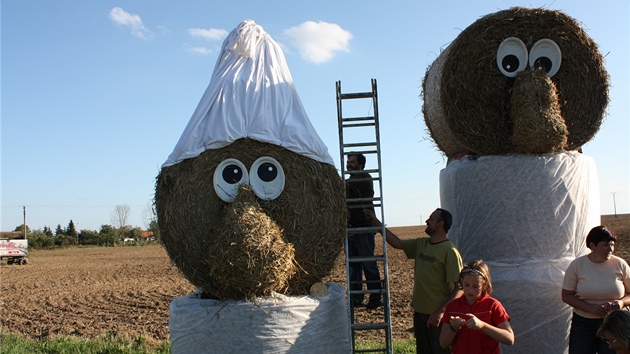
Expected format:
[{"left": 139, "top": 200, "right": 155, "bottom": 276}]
[{"left": 346, "top": 153, "right": 382, "bottom": 309}]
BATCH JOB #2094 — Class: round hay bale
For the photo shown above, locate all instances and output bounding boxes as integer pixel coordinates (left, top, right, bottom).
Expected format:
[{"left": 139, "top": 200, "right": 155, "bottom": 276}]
[
  {"left": 422, "top": 45, "right": 469, "bottom": 156},
  {"left": 423, "top": 7, "right": 609, "bottom": 156},
  {"left": 155, "top": 138, "right": 346, "bottom": 299}
]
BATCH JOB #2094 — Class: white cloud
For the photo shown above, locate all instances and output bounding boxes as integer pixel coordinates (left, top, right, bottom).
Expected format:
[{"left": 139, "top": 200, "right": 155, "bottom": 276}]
[
  {"left": 282, "top": 21, "right": 352, "bottom": 64},
  {"left": 188, "top": 28, "right": 228, "bottom": 41},
  {"left": 187, "top": 46, "right": 214, "bottom": 55},
  {"left": 109, "top": 7, "right": 153, "bottom": 39}
]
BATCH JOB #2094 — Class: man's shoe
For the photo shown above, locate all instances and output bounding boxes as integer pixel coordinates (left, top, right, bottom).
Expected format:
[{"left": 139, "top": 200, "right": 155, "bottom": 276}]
[{"left": 366, "top": 300, "right": 383, "bottom": 310}]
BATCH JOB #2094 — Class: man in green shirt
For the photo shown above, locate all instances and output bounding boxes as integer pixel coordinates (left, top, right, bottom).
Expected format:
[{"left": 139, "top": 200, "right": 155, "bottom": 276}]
[{"left": 366, "top": 208, "right": 463, "bottom": 354}]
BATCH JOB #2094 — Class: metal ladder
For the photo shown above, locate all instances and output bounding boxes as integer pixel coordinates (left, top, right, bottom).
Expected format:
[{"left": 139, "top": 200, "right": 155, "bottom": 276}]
[{"left": 337, "top": 79, "right": 392, "bottom": 354}]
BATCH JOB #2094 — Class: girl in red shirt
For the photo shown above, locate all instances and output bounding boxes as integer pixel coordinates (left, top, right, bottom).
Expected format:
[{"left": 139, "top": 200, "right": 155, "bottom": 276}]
[{"left": 439, "top": 260, "right": 515, "bottom": 353}]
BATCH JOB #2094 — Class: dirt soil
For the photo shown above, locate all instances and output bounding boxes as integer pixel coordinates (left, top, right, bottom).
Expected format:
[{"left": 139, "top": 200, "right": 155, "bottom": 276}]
[{"left": 1, "top": 214, "right": 628, "bottom": 347}]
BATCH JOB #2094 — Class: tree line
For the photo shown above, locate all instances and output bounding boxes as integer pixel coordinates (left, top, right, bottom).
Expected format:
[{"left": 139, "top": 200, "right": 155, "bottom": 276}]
[{"left": 10, "top": 204, "right": 160, "bottom": 249}]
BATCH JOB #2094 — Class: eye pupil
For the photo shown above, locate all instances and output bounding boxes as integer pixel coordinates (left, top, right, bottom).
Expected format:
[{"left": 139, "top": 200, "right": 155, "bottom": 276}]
[
  {"left": 533, "top": 57, "right": 552, "bottom": 73},
  {"left": 257, "top": 162, "right": 277, "bottom": 182},
  {"left": 502, "top": 55, "right": 520, "bottom": 73},
  {"left": 222, "top": 164, "right": 243, "bottom": 184}
]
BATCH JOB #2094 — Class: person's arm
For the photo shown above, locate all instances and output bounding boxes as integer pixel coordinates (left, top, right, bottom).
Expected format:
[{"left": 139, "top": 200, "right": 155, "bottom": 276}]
[
  {"left": 610, "top": 293, "right": 630, "bottom": 311},
  {"left": 465, "top": 316, "right": 515, "bottom": 345},
  {"left": 439, "top": 322, "right": 457, "bottom": 349},
  {"left": 428, "top": 285, "right": 463, "bottom": 327},
  {"left": 561, "top": 289, "right": 608, "bottom": 317},
  {"left": 363, "top": 210, "right": 402, "bottom": 249}
]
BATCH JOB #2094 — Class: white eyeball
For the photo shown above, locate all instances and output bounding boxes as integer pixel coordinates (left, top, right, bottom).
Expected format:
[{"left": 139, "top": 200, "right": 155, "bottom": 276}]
[
  {"left": 249, "top": 157, "right": 285, "bottom": 200},
  {"left": 529, "top": 39, "right": 561, "bottom": 77},
  {"left": 214, "top": 158, "right": 249, "bottom": 202},
  {"left": 496, "top": 37, "right": 528, "bottom": 77}
]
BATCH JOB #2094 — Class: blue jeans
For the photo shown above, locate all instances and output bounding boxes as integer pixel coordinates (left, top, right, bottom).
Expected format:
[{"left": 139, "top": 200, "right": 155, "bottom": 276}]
[
  {"left": 347, "top": 231, "right": 381, "bottom": 303},
  {"left": 569, "top": 312, "right": 615, "bottom": 354}
]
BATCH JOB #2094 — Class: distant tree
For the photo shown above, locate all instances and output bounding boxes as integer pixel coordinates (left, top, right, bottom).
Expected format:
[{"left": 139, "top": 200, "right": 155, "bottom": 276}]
[
  {"left": 54, "top": 235, "right": 76, "bottom": 247},
  {"left": 28, "top": 229, "right": 54, "bottom": 248},
  {"left": 142, "top": 203, "right": 155, "bottom": 230},
  {"left": 123, "top": 226, "right": 143, "bottom": 241},
  {"left": 66, "top": 220, "right": 78, "bottom": 239},
  {"left": 148, "top": 219, "right": 161, "bottom": 242},
  {"left": 111, "top": 204, "right": 131, "bottom": 230},
  {"left": 55, "top": 224, "right": 65, "bottom": 237},
  {"left": 13, "top": 224, "right": 30, "bottom": 238},
  {"left": 43, "top": 226, "right": 54, "bottom": 237},
  {"left": 79, "top": 229, "right": 99, "bottom": 245},
  {"left": 99, "top": 224, "right": 118, "bottom": 246}
]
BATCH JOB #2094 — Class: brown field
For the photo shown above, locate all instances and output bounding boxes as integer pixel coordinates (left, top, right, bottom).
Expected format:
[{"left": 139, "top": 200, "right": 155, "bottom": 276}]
[{"left": 1, "top": 214, "right": 628, "bottom": 346}]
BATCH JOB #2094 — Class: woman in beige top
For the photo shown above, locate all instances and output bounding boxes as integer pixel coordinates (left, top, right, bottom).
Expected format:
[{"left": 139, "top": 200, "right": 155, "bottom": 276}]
[{"left": 562, "top": 226, "right": 630, "bottom": 354}]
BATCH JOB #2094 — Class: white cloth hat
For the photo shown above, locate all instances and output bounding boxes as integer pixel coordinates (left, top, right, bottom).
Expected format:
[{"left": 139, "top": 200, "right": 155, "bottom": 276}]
[{"left": 163, "top": 20, "right": 334, "bottom": 168}]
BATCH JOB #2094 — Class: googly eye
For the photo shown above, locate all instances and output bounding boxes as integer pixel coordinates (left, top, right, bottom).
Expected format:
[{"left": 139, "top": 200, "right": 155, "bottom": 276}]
[
  {"left": 496, "top": 37, "right": 528, "bottom": 77},
  {"left": 529, "top": 39, "right": 561, "bottom": 77},
  {"left": 249, "top": 157, "right": 285, "bottom": 200},
  {"left": 214, "top": 158, "right": 249, "bottom": 202}
]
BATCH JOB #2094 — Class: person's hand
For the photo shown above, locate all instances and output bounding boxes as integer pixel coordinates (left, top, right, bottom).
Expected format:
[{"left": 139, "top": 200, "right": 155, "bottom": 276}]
[
  {"left": 605, "top": 300, "right": 623, "bottom": 312},
  {"left": 464, "top": 314, "right": 485, "bottom": 330},
  {"left": 363, "top": 210, "right": 380, "bottom": 226},
  {"left": 449, "top": 316, "right": 464, "bottom": 331},
  {"left": 591, "top": 303, "right": 609, "bottom": 317},
  {"left": 427, "top": 309, "right": 444, "bottom": 327}
]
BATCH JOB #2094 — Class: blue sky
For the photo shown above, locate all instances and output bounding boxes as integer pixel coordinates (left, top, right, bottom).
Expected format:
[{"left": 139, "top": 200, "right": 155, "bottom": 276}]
[{"left": 2, "top": 0, "right": 628, "bottom": 232}]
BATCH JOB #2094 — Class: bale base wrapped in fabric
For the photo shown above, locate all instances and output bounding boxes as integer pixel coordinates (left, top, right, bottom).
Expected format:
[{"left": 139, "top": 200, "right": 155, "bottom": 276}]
[
  {"left": 440, "top": 151, "right": 600, "bottom": 354},
  {"left": 169, "top": 283, "right": 351, "bottom": 354}
]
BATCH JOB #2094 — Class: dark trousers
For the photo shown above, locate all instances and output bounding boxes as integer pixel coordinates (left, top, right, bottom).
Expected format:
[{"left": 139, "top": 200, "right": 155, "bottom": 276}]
[
  {"left": 347, "top": 231, "right": 381, "bottom": 303},
  {"left": 414, "top": 312, "right": 449, "bottom": 354},
  {"left": 569, "top": 312, "right": 615, "bottom": 354}
]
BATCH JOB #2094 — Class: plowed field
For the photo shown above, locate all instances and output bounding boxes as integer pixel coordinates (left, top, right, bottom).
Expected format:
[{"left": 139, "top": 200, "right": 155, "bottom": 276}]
[{"left": 1, "top": 215, "right": 628, "bottom": 347}]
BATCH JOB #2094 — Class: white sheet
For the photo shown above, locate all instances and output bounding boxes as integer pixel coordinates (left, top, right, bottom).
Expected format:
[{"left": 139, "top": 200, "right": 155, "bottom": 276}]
[
  {"left": 440, "top": 152, "right": 600, "bottom": 354},
  {"left": 163, "top": 20, "right": 334, "bottom": 168},
  {"left": 169, "top": 283, "right": 351, "bottom": 354}
]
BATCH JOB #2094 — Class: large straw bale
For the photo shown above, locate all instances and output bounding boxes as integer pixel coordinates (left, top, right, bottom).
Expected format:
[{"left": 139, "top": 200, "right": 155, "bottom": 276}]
[
  {"left": 423, "top": 7, "right": 609, "bottom": 156},
  {"left": 155, "top": 138, "right": 346, "bottom": 299}
]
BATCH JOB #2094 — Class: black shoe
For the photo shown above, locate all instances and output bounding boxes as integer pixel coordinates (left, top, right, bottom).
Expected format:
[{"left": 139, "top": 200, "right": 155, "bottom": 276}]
[{"left": 366, "top": 300, "right": 383, "bottom": 310}]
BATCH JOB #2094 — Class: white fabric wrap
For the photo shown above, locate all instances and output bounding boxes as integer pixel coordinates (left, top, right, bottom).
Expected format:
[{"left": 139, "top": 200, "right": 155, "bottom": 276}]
[
  {"left": 440, "top": 152, "right": 600, "bottom": 354},
  {"left": 162, "top": 20, "right": 334, "bottom": 168},
  {"left": 169, "top": 283, "right": 351, "bottom": 354}
]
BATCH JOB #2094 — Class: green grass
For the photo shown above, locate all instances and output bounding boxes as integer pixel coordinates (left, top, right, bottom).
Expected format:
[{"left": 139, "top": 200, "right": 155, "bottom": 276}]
[
  {"left": 1, "top": 333, "right": 415, "bottom": 354},
  {"left": 355, "top": 338, "right": 416, "bottom": 353},
  {"left": 0, "top": 333, "right": 171, "bottom": 354}
]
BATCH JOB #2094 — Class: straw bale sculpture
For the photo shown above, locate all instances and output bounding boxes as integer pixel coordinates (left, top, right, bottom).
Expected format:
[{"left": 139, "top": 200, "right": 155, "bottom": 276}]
[
  {"left": 423, "top": 7, "right": 609, "bottom": 156},
  {"left": 155, "top": 20, "right": 346, "bottom": 300},
  {"left": 422, "top": 7, "right": 609, "bottom": 353}
]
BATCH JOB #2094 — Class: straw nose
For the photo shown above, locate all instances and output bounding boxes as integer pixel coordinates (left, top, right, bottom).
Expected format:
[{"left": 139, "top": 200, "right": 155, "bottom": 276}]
[{"left": 510, "top": 69, "right": 568, "bottom": 153}]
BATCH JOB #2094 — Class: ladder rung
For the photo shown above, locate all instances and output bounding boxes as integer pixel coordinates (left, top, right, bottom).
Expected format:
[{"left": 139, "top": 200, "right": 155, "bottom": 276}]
[
  {"left": 346, "top": 168, "right": 379, "bottom": 174},
  {"left": 352, "top": 323, "right": 390, "bottom": 331},
  {"left": 342, "top": 122, "right": 375, "bottom": 128},
  {"left": 347, "top": 226, "right": 384, "bottom": 234},
  {"left": 342, "top": 116, "right": 375, "bottom": 122},
  {"left": 354, "top": 348, "right": 388, "bottom": 354},
  {"left": 344, "top": 176, "right": 380, "bottom": 183},
  {"left": 347, "top": 196, "right": 380, "bottom": 203},
  {"left": 340, "top": 92, "right": 374, "bottom": 99},
  {"left": 342, "top": 142, "right": 377, "bottom": 149},
  {"left": 347, "top": 256, "right": 386, "bottom": 263}
]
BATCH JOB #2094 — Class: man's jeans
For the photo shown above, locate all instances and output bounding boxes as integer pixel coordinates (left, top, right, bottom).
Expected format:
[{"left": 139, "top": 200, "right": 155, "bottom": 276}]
[{"left": 347, "top": 230, "right": 381, "bottom": 304}]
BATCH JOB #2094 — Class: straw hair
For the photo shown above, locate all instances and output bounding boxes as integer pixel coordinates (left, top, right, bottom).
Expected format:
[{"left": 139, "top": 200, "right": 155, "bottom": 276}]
[
  {"left": 423, "top": 7, "right": 609, "bottom": 156},
  {"left": 155, "top": 138, "right": 347, "bottom": 299}
]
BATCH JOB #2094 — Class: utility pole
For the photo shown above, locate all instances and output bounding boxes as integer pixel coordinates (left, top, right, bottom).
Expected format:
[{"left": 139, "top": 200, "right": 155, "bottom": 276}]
[
  {"left": 611, "top": 192, "right": 617, "bottom": 217},
  {"left": 23, "top": 206, "right": 27, "bottom": 239}
]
